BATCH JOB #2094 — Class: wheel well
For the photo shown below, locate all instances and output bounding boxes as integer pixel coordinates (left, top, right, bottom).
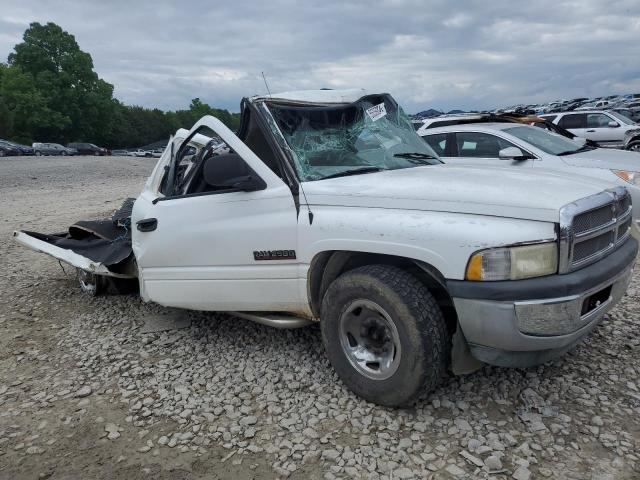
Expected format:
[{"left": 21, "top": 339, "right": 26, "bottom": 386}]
[{"left": 308, "top": 251, "right": 457, "bottom": 336}]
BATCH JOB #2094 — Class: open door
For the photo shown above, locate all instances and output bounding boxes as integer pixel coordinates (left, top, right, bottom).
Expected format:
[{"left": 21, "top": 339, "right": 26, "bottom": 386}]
[{"left": 132, "top": 116, "right": 302, "bottom": 312}]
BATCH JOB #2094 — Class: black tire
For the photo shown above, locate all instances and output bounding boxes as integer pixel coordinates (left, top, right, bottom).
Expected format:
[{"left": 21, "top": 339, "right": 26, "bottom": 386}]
[
  {"left": 627, "top": 141, "right": 640, "bottom": 153},
  {"left": 321, "top": 264, "right": 449, "bottom": 407}
]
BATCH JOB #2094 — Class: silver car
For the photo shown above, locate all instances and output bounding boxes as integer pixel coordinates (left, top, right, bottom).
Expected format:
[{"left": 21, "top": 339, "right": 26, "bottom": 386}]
[
  {"left": 32, "top": 142, "right": 77, "bottom": 156},
  {"left": 541, "top": 110, "right": 640, "bottom": 149}
]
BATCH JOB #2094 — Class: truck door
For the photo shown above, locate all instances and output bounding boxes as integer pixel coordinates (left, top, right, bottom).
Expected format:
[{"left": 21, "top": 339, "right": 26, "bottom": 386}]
[{"left": 131, "top": 116, "right": 302, "bottom": 312}]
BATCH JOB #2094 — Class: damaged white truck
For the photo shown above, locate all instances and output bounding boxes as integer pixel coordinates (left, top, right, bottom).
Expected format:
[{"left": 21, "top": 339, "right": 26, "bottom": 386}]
[{"left": 14, "top": 89, "right": 638, "bottom": 406}]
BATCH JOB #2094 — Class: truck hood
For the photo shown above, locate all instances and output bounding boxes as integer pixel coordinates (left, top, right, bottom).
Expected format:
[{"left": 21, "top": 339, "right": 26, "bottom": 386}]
[
  {"left": 302, "top": 164, "right": 611, "bottom": 223},
  {"left": 560, "top": 148, "right": 640, "bottom": 171}
]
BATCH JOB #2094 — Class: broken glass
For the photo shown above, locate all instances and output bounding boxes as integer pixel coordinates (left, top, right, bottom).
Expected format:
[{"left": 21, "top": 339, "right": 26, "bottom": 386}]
[{"left": 265, "top": 94, "right": 441, "bottom": 181}]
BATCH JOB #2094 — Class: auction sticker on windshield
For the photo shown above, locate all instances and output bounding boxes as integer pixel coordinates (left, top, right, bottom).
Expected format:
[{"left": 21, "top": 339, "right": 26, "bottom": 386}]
[{"left": 366, "top": 103, "right": 387, "bottom": 122}]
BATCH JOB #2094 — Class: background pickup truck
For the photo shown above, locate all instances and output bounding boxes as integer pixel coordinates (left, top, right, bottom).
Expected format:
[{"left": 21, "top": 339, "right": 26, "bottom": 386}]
[{"left": 14, "top": 89, "right": 638, "bottom": 407}]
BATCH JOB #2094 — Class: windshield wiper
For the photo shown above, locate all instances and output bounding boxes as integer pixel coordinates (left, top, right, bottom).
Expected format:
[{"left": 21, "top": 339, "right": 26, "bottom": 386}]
[
  {"left": 320, "top": 167, "right": 385, "bottom": 180},
  {"left": 393, "top": 152, "right": 440, "bottom": 165},
  {"left": 557, "top": 144, "right": 596, "bottom": 156},
  {"left": 393, "top": 152, "right": 438, "bottom": 160}
]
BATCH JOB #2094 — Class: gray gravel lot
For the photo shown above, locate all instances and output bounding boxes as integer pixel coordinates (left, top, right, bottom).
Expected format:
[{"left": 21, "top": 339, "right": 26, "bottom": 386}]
[{"left": 0, "top": 155, "right": 639, "bottom": 479}]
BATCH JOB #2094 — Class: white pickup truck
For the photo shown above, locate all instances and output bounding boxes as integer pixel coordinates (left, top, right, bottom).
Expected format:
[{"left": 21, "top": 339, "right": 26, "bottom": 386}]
[{"left": 14, "top": 89, "right": 638, "bottom": 406}]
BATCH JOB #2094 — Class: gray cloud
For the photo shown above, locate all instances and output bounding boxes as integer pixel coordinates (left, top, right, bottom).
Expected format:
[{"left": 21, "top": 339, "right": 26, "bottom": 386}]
[{"left": 1, "top": 0, "right": 639, "bottom": 113}]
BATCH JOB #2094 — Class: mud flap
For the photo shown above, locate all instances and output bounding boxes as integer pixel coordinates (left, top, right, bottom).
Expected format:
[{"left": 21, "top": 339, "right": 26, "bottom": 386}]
[{"left": 451, "top": 323, "right": 485, "bottom": 375}]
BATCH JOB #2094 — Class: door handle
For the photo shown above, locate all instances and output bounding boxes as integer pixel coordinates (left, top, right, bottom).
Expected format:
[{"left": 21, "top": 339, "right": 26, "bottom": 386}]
[
  {"left": 586, "top": 129, "right": 596, "bottom": 132},
  {"left": 136, "top": 218, "right": 157, "bottom": 232}
]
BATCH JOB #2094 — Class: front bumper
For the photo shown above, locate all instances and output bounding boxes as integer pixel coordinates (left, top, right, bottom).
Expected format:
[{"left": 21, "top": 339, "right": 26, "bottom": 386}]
[{"left": 448, "top": 237, "right": 637, "bottom": 368}]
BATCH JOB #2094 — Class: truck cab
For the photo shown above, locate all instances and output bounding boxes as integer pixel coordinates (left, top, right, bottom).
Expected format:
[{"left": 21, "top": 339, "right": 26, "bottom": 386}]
[{"left": 15, "top": 89, "right": 638, "bottom": 406}]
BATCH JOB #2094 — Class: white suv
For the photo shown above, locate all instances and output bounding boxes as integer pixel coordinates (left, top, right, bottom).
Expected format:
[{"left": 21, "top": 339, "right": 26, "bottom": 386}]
[{"left": 541, "top": 110, "right": 640, "bottom": 148}]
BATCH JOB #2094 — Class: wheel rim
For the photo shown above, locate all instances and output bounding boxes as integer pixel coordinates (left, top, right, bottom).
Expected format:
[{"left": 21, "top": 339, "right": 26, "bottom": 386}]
[
  {"left": 339, "top": 299, "right": 401, "bottom": 380},
  {"left": 77, "top": 269, "right": 98, "bottom": 295},
  {"left": 630, "top": 143, "right": 640, "bottom": 152}
]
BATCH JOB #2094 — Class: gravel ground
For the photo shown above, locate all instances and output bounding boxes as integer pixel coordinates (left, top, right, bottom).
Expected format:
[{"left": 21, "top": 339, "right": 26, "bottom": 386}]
[{"left": 1, "top": 155, "right": 639, "bottom": 480}]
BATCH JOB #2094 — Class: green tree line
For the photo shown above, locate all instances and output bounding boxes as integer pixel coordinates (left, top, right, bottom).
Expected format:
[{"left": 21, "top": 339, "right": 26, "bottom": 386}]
[{"left": 0, "top": 22, "right": 240, "bottom": 148}]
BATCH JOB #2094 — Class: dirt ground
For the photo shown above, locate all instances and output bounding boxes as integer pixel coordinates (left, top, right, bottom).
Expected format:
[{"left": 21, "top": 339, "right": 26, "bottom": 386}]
[
  {"left": 0, "top": 155, "right": 639, "bottom": 480},
  {"left": 0, "top": 155, "right": 261, "bottom": 479}
]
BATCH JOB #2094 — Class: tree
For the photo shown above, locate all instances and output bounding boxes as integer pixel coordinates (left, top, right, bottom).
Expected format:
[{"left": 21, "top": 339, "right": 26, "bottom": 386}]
[
  {"left": 0, "top": 63, "right": 69, "bottom": 143},
  {"left": 2, "top": 22, "right": 241, "bottom": 148},
  {"left": 7, "top": 22, "right": 116, "bottom": 143}
]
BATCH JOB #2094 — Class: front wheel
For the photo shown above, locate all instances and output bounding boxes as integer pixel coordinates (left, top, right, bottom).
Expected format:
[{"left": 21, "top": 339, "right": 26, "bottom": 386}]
[
  {"left": 35, "top": 151, "right": 42, "bottom": 156},
  {"left": 321, "top": 265, "right": 450, "bottom": 407}
]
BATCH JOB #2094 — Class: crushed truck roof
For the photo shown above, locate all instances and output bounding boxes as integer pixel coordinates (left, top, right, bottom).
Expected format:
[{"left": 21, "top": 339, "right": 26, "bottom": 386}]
[{"left": 250, "top": 88, "right": 368, "bottom": 104}]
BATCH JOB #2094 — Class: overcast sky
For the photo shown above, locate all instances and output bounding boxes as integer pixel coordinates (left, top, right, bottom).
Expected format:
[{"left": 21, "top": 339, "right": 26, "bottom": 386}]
[{"left": 1, "top": 0, "right": 639, "bottom": 113}]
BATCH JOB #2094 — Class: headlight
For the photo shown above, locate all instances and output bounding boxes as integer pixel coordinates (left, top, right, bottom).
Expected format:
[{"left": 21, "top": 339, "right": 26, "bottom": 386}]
[
  {"left": 613, "top": 170, "right": 640, "bottom": 186},
  {"left": 466, "top": 242, "right": 558, "bottom": 281}
]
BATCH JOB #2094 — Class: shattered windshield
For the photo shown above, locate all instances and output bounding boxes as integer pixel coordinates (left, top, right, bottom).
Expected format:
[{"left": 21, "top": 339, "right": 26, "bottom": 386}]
[{"left": 265, "top": 94, "right": 441, "bottom": 181}]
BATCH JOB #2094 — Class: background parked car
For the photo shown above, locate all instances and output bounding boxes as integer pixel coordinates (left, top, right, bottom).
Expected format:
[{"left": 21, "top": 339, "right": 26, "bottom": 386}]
[
  {"left": 32, "top": 143, "right": 77, "bottom": 156},
  {"left": 0, "top": 141, "right": 23, "bottom": 156},
  {"left": 541, "top": 110, "right": 640, "bottom": 149},
  {"left": 111, "top": 149, "right": 131, "bottom": 156},
  {"left": 67, "top": 142, "right": 108, "bottom": 156},
  {"left": 0, "top": 140, "right": 34, "bottom": 155},
  {"left": 11, "top": 143, "right": 35, "bottom": 155},
  {"left": 131, "top": 149, "right": 154, "bottom": 157},
  {"left": 575, "top": 100, "right": 610, "bottom": 110},
  {"left": 413, "top": 112, "right": 598, "bottom": 146}
]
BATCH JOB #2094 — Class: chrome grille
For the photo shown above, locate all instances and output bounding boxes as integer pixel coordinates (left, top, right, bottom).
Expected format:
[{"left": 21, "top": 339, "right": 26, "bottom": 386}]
[
  {"left": 617, "top": 195, "right": 632, "bottom": 217},
  {"left": 559, "top": 187, "right": 632, "bottom": 273},
  {"left": 572, "top": 230, "right": 615, "bottom": 262},
  {"left": 573, "top": 204, "right": 615, "bottom": 235},
  {"left": 617, "top": 216, "right": 632, "bottom": 239}
]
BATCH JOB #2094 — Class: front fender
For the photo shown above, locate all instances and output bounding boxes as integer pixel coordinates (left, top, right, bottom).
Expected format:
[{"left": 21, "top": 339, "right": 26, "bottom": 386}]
[{"left": 298, "top": 206, "right": 556, "bottom": 280}]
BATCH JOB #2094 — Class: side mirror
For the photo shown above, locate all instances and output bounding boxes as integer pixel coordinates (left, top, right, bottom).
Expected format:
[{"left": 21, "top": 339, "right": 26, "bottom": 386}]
[
  {"left": 203, "top": 153, "right": 266, "bottom": 192},
  {"left": 608, "top": 121, "right": 620, "bottom": 128},
  {"left": 499, "top": 146, "right": 527, "bottom": 160}
]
